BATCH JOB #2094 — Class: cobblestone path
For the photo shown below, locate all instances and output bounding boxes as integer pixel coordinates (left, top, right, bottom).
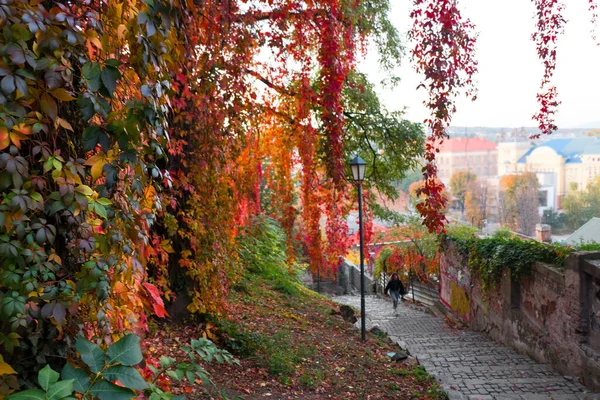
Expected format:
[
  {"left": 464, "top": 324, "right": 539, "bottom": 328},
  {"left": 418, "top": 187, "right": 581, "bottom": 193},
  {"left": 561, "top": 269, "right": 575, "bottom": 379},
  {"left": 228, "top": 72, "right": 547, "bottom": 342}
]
[{"left": 334, "top": 295, "right": 600, "bottom": 400}]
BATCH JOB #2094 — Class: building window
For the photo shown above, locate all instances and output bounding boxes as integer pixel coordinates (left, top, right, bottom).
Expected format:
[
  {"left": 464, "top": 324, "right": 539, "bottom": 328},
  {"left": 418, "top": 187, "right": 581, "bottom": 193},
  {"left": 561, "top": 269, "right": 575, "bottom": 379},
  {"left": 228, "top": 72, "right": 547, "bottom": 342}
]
[{"left": 538, "top": 191, "right": 548, "bottom": 207}]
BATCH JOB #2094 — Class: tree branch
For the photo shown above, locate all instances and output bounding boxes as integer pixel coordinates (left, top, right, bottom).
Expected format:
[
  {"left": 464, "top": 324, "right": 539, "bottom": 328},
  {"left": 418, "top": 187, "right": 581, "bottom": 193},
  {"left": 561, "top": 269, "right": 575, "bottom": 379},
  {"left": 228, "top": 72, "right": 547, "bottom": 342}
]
[
  {"left": 244, "top": 68, "right": 297, "bottom": 96},
  {"left": 233, "top": 8, "right": 325, "bottom": 24}
]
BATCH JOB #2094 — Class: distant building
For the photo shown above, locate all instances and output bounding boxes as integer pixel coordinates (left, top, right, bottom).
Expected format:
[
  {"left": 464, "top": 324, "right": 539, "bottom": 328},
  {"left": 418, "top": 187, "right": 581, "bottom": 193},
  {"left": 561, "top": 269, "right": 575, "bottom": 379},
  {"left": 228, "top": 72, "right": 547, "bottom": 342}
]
[
  {"left": 565, "top": 217, "right": 600, "bottom": 245},
  {"left": 437, "top": 137, "right": 498, "bottom": 185},
  {"left": 504, "top": 137, "right": 600, "bottom": 209},
  {"left": 497, "top": 140, "right": 532, "bottom": 176}
]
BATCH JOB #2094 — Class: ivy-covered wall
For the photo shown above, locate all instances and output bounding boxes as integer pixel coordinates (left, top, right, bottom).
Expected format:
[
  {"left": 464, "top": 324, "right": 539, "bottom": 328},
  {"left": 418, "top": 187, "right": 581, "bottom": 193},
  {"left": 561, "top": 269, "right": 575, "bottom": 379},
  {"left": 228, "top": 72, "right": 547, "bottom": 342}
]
[{"left": 439, "top": 241, "right": 600, "bottom": 391}]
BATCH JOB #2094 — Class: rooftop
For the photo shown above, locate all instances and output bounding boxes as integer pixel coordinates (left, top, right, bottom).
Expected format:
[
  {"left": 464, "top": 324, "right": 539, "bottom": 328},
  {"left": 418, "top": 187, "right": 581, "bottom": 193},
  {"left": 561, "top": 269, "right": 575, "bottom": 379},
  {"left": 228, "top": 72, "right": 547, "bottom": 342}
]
[
  {"left": 566, "top": 217, "right": 600, "bottom": 245},
  {"left": 438, "top": 137, "right": 497, "bottom": 153},
  {"left": 518, "top": 137, "right": 600, "bottom": 163}
]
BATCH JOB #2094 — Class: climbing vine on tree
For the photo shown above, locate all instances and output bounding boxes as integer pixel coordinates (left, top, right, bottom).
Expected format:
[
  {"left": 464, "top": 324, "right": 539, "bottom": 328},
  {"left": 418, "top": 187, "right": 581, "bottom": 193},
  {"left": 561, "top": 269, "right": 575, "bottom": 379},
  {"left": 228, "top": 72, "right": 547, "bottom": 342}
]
[
  {"left": 0, "top": 0, "right": 417, "bottom": 388},
  {"left": 0, "top": 0, "right": 590, "bottom": 392}
]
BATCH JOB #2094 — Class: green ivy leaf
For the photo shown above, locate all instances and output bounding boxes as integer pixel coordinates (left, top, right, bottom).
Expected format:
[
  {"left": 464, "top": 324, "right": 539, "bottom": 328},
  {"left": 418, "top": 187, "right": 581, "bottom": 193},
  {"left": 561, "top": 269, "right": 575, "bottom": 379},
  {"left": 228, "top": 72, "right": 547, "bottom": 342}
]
[
  {"left": 96, "top": 197, "right": 112, "bottom": 206},
  {"left": 101, "top": 66, "right": 121, "bottom": 97},
  {"left": 89, "top": 379, "right": 136, "bottom": 400},
  {"left": 105, "top": 334, "right": 142, "bottom": 366},
  {"left": 82, "top": 62, "right": 101, "bottom": 92},
  {"left": 75, "top": 185, "right": 94, "bottom": 196},
  {"left": 75, "top": 337, "right": 105, "bottom": 373},
  {"left": 103, "top": 365, "right": 148, "bottom": 390},
  {"left": 159, "top": 356, "right": 175, "bottom": 369},
  {"left": 166, "top": 369, "right": 184, "bottom": 381},
  {"left": 105, "top": 59, "right": 122, "bottom": 68},
  {"left": 7, "top": 389, "right": 46, "bottom": 400},
  {"left": 82, "top": 126, "right": 102, "bottom": 152},
  {"left": 48, "top": 200, "right": 65, "bottom": 216},
  {"left": 61, "top": 364, "right": 90, "bottom": 394},
  {"left": 94, "top": 203, "right": 108, "bottom": 219},
  {"left": 38, "top": 365, "right": 60, "bottom": 391},
  {"left": 47, "top": 379, "right": 74, "bottom": 400},
  {"left": 1, "top": 75, "right": 15, "bottom": 95}
]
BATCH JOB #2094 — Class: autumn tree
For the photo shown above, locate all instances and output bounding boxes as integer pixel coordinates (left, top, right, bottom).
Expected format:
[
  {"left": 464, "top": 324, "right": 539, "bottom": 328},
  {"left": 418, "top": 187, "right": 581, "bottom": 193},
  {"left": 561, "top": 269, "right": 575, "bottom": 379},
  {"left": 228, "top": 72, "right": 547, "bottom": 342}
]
[
  {"left": 449, "top": 171, "right": 478, "bottom": 212},
  {"left": 373, "top": 215, "right": 440, "bottom": 295},
  {"left": 0, "top": 0, "right": 412, "bottom": 382},
  {"left": 562, "top": 177, "right": 600, "bottom": 230},
  {"left": 396, "top": 165, "right": 424, "bottom": 193},
  {"left": 465, "top": 190, "right": 483, "bottom": 228},
  {"left": 464, "top": 181, "right": 489, "bottom": 229},
  {"left": 499, "top": 173, "right": 541, "bottom": 236},
  {"left": 0, "top": 0, "right": 594, "bottom": 389}
]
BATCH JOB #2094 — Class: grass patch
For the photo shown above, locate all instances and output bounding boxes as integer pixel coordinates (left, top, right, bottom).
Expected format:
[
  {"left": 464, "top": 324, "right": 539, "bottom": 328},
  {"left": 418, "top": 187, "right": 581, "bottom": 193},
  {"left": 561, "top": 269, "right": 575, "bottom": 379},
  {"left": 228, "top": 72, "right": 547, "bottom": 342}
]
[
  {"left": 391, "top": 366, "right": 433, "bottom": 383},
  {"left": 298, "top": 369, "right": 325, "bottom": 388},
  {"left": 214, "top": 319, "right": 264, "bottom": 357},
  {"left": 390, "top": 366, "right": 448, "bottom": 399},
  {"left": 427, "top": 382, "right": 448, "bottom": 399}
]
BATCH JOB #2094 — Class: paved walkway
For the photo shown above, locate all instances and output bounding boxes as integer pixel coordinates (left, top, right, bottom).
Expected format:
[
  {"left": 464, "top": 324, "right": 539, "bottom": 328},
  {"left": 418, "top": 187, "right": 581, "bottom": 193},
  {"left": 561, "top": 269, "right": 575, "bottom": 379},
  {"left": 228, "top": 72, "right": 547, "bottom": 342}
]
[{"left": 334, "top": 295, "right": 600, "bottom": 400}]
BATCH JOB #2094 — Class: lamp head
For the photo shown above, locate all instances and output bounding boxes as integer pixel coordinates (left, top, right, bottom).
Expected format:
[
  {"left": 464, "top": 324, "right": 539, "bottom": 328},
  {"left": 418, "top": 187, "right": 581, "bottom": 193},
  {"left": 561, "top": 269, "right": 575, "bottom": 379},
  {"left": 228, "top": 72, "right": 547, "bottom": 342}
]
[{"left": 349, "top": 155, "right": 367, "bottom": 182}]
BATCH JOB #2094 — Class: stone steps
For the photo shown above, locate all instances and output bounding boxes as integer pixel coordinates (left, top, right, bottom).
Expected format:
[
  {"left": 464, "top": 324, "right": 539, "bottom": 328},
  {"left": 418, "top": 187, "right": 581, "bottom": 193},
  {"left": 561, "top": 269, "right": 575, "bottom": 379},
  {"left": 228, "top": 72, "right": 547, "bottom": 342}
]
[{"left": 333, "top": 295, "right": 600, "bottom": 400}]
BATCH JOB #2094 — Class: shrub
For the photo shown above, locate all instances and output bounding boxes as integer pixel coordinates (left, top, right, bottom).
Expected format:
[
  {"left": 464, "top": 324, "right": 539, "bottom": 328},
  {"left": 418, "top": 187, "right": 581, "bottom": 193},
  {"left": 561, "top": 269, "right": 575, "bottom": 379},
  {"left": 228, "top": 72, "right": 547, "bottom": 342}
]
[
  {"left": 441, "top": 232, "right": 572, "bottom": 291},
  {"left": 5, "top": 334, "right": 237, "bottom": 400},
  {"left": 215, "top": 319, "right": 264, "bottom": 357},
  {"left": 574, "top": 240, "right": 600, "bottom": 252},
  {"left": 237, "top": 216, "right": 287, "bottom": 277}
]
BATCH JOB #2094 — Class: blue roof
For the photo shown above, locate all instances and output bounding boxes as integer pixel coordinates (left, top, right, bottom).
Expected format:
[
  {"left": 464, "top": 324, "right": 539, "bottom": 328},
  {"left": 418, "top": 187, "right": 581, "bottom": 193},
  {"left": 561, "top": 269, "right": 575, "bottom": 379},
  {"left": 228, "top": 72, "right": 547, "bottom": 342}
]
[{"left": 517, "top": 138, "right": 600, "bottom": 163}]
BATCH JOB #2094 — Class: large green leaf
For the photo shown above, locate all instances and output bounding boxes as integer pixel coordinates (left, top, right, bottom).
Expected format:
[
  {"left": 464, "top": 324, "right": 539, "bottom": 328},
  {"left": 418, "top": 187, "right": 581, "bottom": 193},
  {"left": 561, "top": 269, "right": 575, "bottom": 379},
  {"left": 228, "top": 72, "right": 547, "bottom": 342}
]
[
  {"left": 7, "top": 389, "right": 46, "bottom": 400},
  {"left": 103, "top": 365, "right": 148, "bottom": 390},
  {"left": 101, "top": 66, "right": 121, "bottom": 97},
  {"left": 105, "top": 334, "right": 142, "bottom": 366},
  {"left": 82, "top": 62, "right": 101, "bottom": 92},
  {"left": 61, "top": 363, "right": 90, "bottom": 393},
  {"left": 47, "top": 379, "right": 74, "bottom": 400},
  {"left": 89, "top": 380, "right": 136, "bottom": 400},
  {"left": 38, "top": 365, "right": 60, "bottom": 391},
  {"left": 75, "top": 337, "right": 105, "bottom": 373},
  {"left": 82, "top": 126, "right": 102, "bottom": 152}
]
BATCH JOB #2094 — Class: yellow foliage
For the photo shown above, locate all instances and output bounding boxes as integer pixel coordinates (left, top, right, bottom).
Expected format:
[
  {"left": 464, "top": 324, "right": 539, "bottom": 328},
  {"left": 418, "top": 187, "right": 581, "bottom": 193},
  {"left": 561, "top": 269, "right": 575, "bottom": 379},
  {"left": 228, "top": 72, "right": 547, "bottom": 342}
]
[
  {"left": 450, "top": 281, "right": 470, "bottom": 318},
  {"left": 346, "top": 249, "right": 360, "bottom": 265},
  {"left": 283, "top": 312, "right": 301, "bottom": 322},
  {"left": 0, "top": 362, "right": 16, "bottom": 376}
]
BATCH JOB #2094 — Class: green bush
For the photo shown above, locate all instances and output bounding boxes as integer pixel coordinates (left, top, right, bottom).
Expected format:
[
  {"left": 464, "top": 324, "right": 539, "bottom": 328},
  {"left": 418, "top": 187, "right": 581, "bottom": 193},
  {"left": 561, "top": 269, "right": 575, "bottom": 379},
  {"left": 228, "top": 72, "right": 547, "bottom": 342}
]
[
  {"left": 573, "top": 240, "right": 600, "bottom": 251},
  {"left": 237, "top": 216, "right": 303, "bottom": 295},
  {"left": 445, "top": 223, "right": 479, "bottom": 241},
  {"left": 441, "top": 232, "right": 570, "bottom": 291},
  {"left": 491, "top": 229, "right": 514, "bottom": 239},
  {"left": 215, "top": 319, "right": 264, "bottom": 357},
  {"left": 374, "top": 247, "right": 394, "bottom": 280},
  {"left": 237, "top": 216, "right": 287, "bottom": 277}
]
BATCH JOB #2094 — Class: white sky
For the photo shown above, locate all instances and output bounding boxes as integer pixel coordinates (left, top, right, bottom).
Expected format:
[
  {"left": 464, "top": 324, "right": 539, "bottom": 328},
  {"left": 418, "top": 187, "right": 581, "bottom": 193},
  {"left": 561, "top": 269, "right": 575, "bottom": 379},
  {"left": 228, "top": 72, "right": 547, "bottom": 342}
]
[{"left": 359, "top": 0, "right": 600, "bottom": 129}]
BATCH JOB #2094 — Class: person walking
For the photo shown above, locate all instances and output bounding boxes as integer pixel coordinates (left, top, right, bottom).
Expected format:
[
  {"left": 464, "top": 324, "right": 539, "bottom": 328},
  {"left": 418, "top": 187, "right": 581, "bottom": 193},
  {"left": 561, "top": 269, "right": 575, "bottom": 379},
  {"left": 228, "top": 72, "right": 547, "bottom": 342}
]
[{"left": 384, "top": 272, "right": 405, "bottom": 315}]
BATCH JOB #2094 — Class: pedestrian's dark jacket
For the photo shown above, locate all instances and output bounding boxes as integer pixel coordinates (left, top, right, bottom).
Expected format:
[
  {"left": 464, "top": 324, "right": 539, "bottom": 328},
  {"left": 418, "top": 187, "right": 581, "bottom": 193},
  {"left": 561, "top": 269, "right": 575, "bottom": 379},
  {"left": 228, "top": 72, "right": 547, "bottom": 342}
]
[{"left": 384, "top": 278, "right": 404, "bottom": 295}]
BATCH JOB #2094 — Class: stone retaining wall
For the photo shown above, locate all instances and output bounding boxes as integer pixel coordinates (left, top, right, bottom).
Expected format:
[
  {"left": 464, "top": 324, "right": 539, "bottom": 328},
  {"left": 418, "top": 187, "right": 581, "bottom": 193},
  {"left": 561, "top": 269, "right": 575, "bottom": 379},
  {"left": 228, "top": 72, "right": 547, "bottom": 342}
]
[
  {"left": 440, "top": 244, "right": 600, "bottom": 391},
  {"left": 342, "top": 260, "right": 376, "bottom": 295}
]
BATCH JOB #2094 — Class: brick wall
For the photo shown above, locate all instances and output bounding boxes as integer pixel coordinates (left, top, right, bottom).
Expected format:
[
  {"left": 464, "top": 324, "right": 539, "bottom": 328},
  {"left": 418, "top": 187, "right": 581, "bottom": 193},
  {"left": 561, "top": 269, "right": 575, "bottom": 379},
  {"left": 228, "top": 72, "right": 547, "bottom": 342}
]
[{"left": 439, "top": 245, "right": 600, "bottom": 391}]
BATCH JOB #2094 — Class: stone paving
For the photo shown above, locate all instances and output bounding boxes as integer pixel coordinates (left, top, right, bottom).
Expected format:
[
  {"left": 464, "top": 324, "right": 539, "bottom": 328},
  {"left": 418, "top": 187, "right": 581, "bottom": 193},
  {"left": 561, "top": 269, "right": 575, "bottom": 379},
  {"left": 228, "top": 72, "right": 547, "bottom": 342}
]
[{"left": 334, "top": 295, "right": 600, "bottom": 400}]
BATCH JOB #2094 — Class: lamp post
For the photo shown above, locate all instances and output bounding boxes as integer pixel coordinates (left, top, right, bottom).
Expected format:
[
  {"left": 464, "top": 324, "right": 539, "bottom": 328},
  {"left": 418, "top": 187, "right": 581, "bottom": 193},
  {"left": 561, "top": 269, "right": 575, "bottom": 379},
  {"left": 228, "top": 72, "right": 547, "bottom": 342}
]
[{"left": 349, "top": 155, "right": 367, "bottom": 341}]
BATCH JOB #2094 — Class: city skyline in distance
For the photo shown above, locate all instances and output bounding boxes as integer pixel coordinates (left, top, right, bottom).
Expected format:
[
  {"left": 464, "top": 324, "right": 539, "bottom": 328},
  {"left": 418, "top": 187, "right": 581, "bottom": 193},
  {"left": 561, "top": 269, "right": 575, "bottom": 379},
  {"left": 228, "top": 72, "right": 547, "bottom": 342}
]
[{"left": 359, "top": 0, "right": 600, "bottom": 130}]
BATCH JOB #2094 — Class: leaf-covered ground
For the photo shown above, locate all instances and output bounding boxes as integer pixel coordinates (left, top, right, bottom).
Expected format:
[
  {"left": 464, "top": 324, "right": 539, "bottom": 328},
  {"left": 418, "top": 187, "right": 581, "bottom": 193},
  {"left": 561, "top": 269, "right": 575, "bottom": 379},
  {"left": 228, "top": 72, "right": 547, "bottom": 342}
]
[{"left": 145, "top": 274, "right": 447, "bottom": 400}]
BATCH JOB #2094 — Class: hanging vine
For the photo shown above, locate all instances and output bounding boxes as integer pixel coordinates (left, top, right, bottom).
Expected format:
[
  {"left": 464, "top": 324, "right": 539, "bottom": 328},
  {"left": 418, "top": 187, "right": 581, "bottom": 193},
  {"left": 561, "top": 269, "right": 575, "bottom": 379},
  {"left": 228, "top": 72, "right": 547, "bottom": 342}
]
[
  {"left": 531, "top": 0, "right": 566, "bottom": 138},
  {"left": 410, "top": 0, "right": 478, "bottom": 233}
]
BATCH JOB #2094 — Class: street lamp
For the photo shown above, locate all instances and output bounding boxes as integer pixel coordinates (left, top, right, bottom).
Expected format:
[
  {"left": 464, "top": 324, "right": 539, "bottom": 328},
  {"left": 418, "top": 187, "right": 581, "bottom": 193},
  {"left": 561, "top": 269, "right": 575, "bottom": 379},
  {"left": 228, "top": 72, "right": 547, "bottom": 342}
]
[{"left": 349, "top": 155, "right": 367, "bottom": 341}]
